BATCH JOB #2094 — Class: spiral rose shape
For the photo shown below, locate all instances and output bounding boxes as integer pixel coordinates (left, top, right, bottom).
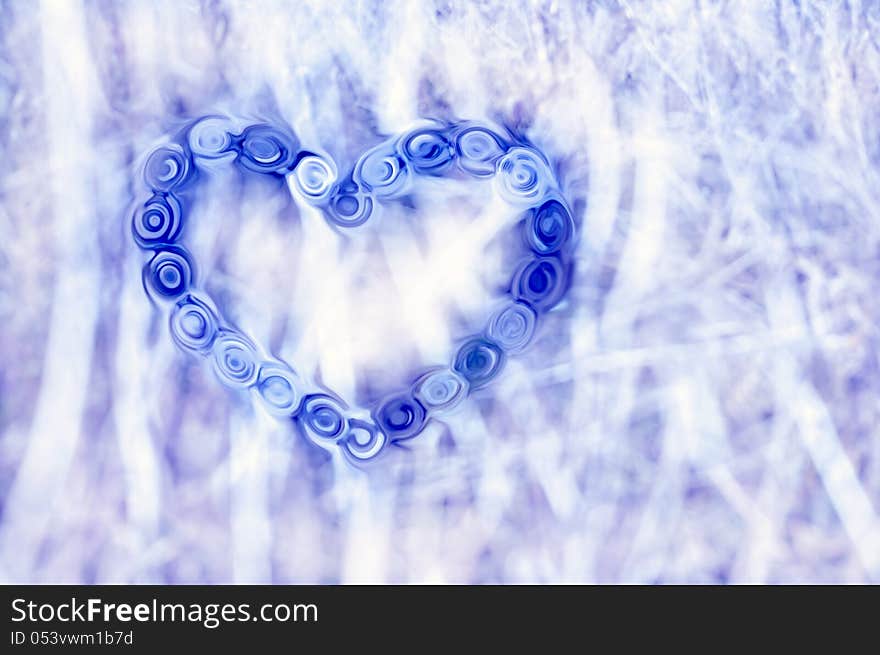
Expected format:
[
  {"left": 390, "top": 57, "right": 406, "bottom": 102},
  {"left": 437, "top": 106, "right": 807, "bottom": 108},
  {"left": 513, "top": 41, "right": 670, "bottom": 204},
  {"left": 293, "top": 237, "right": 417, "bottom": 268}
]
[
  {"left": 354, "top": 142, "right": 410, "bottom": 198},
  {"left": 238, "top": 124, "right": 299, "bottom": 174},
  {"left": 212, "top": 330, "right": 259, "bottom": 388},
  {"left": 143, "top": 144, "right": 192, "bottom": 192},
  {"left": 513, "top": 256, "right": 568, "bottom": 311},
  {"left": 132, "top": 193, "right": 182, "bottom": 248},
  {"left": 291, "top": 154, "right": 337, "bottom": 203},
  {"left": 453, "top": 337, "right": 505, "bottom": 389},
  {"left": 374, "top": 392, "right": 427, "bottom": 441},
  {"left": 143, "top": 246, "right": 194, "bottom": 300},
  {"left": 341, "top": 418, "right": 388, "bottom": 463},
  {"left": 524, "top": 199, "right": 574, "bottom": 255},
  {"left": 398, "top": 127, "right": 454, "bottom": 175},
  {"left": 454, "top": 125, "right": 508, "bottom": 177},
  {"left": 188, "top": 116, "right": 236, "bottom": 159},
  {"left": 169, "top": 294, "right": 220, "bottom": 353},
  {"left": 495, "top": 147, "right": 550, "bottom": 205},
  {"left": 488, "top": 301, "right": 538, "bottom": 352},
  {"left": 413, "top": 368, "right": 468, "bottom": 413},
  {"left": 325, "top": 177, "right": 374, "bottom": 228},
  {"left": 255, "top": 363, "right": 303, "bottom": 417},
  {"left": 300, "top": 394, "right": 347, "bottom": 441}
]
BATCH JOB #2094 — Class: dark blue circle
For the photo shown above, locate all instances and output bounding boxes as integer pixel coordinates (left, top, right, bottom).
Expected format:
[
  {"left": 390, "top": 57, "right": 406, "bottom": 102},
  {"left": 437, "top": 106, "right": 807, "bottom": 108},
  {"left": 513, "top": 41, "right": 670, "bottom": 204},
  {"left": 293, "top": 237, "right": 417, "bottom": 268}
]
[
  {"left": 525, "top": 199, "right": 574, "bottom": 254},
  {"left": 143, "top": 246, "right": 194, "bottom": 299},
  {"left": 453, "top": 337, "right": 505, "bottom": 389},
  {"left": 374, "top": 392, "right": 427, "bottom": 441},
  {"left": 513, "top": 256, "right": 568, "bottom": 311}
]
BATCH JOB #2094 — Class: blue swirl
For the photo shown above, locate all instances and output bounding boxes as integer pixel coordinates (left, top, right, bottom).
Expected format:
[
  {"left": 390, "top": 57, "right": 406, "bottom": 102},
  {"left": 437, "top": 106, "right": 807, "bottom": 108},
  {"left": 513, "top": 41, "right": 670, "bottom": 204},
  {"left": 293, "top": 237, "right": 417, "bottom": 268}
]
[
  {"left": 325, "top": 177, "right": 374, "bottom": 227},
  {"left": 495, "top": 147, "right": 549, "bottom": 204},
  {"left": 524, "top": 199, "right": 574, "bottom": 254},
  {"left": 132, "top": 193, "right": 182, "bottom": 248},
  {"left": 487, "top": 301, "right": 538, "bottom": 352},
  {"left": 354, "top": 142, "right": 410, "bottom": 198},
  {"left": 291, "top": 154, "right": 337, "bottom": 203},
  {"left": 398, "top": 127, "right": 454, "bottom": 175},
  {"left": 341, "top": 418, "right": 388, "bottom": 463},
  {"left": 513, "top": 256, "right": 568, "bottom": 311},
  {"left": 212, "top": 330, "right": 259, "bottom": 388},
  {"left": 238, "top": 124, "right": 299, "bottom": 174},
  {"left": 143, "top": 145, "right": 192, "bottom": 192},
  {"left": 255, "top": 363, "right": 303, "bottom": 417},
  {"left": 453, "top": 337, "right": 505, "bottom": 389},
  {"left": 188, "top": 116, "right": 236, "bottom": 159},
  {"left": 300, "top": 394, "right": 347, "bottom": 441},
  {"left": 169, "top": 294, "right": 219, "bottom": 353},
  {"left": 373, "top": 392, "right": 427, "bottom": 441},
  {"left": 454, "top": 125, "right": 508, "bottom": 177},
  {"left": 143, "top": 246, "right": 194, "bottom": 300},
  {"left": 413, "top": 368, "right": 468, "bottom": 412}
]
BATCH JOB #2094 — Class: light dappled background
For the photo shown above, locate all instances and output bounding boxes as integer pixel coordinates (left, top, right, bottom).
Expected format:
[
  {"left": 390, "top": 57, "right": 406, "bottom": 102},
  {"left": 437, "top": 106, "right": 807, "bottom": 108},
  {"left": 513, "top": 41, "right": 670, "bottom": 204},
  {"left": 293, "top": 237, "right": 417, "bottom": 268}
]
[{"left": 1, "top": 0, "right": 879, "bottom": 583}]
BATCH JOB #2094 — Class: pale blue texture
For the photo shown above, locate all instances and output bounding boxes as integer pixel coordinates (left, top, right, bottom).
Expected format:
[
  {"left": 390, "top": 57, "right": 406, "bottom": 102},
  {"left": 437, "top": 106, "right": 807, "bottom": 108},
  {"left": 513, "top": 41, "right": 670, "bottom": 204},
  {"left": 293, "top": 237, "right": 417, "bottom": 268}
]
[{"left": 0, "top": 0, "right": 878, "bottom": 584}]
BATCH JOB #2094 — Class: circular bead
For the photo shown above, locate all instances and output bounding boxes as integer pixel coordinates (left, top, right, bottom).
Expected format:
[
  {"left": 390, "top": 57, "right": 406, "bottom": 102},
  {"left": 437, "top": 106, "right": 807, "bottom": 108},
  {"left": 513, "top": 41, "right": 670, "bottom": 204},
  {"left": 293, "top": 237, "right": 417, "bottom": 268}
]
[
  {"left": 524, "top": 199, "right": 574, "bottom": 254},
  {"left": 496, "top": 147, "right": 549, "bottom": 205},
  {"left": 188, "top": 116, "right": 235, "bottom": 159},
  {"left": 132, "top": 193, "right": 182, "bottom": 248},
  {"left": 238, "top": 124, "right": 298, "bottom": 174},
  {"left": 413, "top": 368, "right": 468, "bottom": 413},
  {"left": 143, "top": 246, "right": 194, "bottom": 300},
  {"left": 453, "top": 337, "right": 505, "bottom": 389},
  {"left": 454, "top": 125, "right": 508, "bottom": 177},
  {"left": 291, "top": 154, "right": 337, "bottom": 202},
  {"left": 487, "top": 301, "right": 538, "bottom": 352},
  {"left": 143, "top": 145, "right": 192, "bottom": 192},
  {"left": 255, "top": 363, "right": 303, "bottom": 417},
  {"left": 398, "top": 127, "right": 454, "bottom": 175},
  {"left": 169, "top": 294, "right": 219, "bottom": 353},
  {"left": 300, "top": 394, "right": 347, "bottom": 441},
  {"left": 341, "top": 419, "right": 388, "bottom": 462},
  {"left": 354, "top": 143, "right": 410, "bottom": 198},
  {"left": 513, "top": 256, "right": 568, "bottom": 311},
  {"left": 374, "top": 392, "right": 427, "bottom": 441},
  {"left": 325, "top": 178, "right": 374, "bottom": 227},
  {"left": 212, "top": 331, "right": 259, "bottom": 388}
]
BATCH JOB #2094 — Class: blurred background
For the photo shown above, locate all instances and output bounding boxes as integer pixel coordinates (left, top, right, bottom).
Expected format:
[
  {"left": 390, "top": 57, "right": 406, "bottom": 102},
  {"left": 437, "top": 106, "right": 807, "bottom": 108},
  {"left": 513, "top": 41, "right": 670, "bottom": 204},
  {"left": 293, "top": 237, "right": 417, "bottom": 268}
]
[{"left": 0, "top": 0, "right": 879, "bottom": 583}]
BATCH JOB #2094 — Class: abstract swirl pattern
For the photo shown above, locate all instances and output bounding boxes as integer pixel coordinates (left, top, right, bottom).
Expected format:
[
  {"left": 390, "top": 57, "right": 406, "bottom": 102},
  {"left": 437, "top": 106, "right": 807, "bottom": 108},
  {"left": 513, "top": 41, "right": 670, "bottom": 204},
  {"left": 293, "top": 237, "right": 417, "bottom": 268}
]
[{"left": 131, "top": 116, "right": 576, "bottom": 465}]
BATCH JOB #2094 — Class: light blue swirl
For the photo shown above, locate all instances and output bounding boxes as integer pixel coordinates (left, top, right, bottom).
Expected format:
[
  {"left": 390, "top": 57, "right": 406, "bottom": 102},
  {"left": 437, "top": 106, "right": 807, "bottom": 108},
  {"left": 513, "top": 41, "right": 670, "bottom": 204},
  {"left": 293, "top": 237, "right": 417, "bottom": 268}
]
[
  {"left": 341, "top": 419, "right": 388, "bottom": 463},
  {"left": 291, "top": 153, "right": 337, "bottom": 203},
  {"left": 188, "top": 116, "right": 236, "bottom": 159},
  {"left": 487, "top": 301, "right": 538, "bottom": 352},
  {"left": 454, "top": 124, "right": 508, "bottom": 177},
  {"left": 255, "top": 363, "right": 303, "bottom": 417},
  {"left": 143, "top": 144, "right": 192, "bottom": 192},
  {"left": 212, "top": 330, "right": 259, "bottom": 388},
  {"left": 169, "top": 294, "right": 220, "bottom": 353},
  {"left": 354, "top": 142, "right": 410, "bottom": 198},
  {"left": 413, "top": 368, "right": 469, "bottom": 413},
  {"left": 495, "top": 147, "right": 549, "bottom": 205}
]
